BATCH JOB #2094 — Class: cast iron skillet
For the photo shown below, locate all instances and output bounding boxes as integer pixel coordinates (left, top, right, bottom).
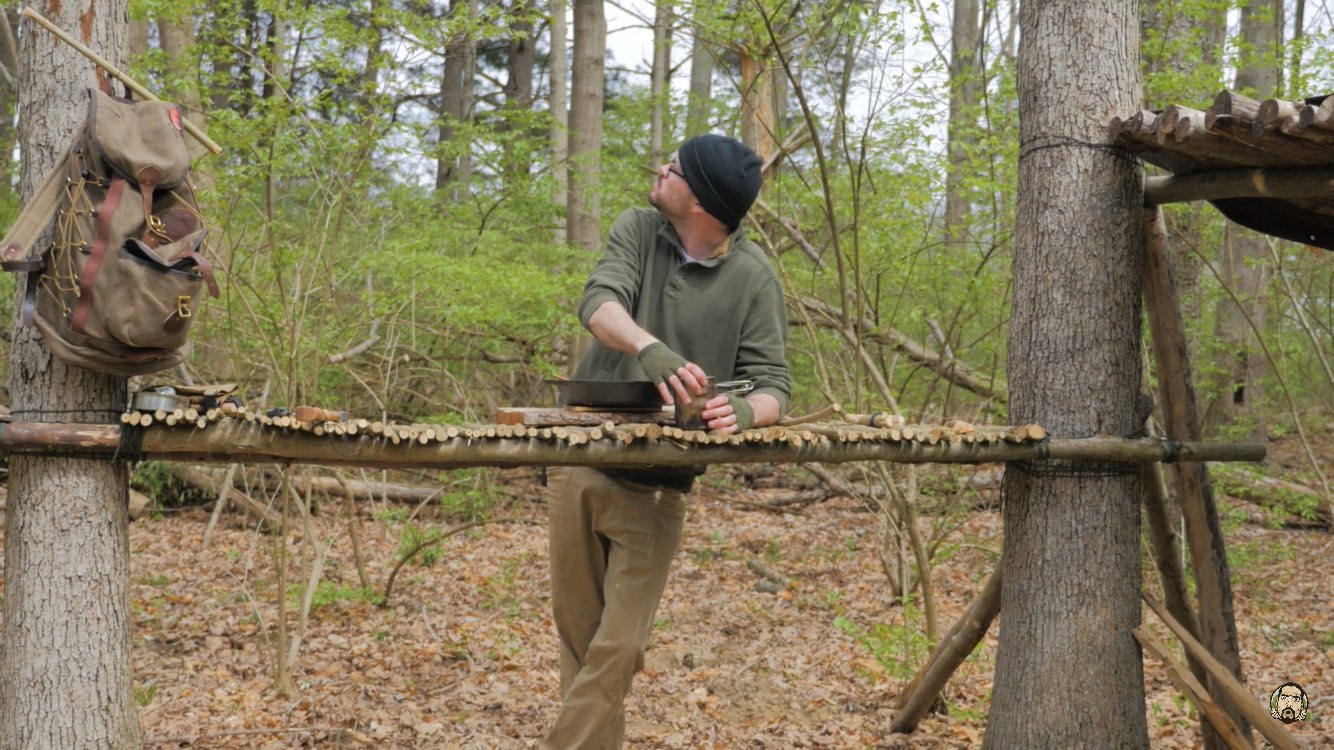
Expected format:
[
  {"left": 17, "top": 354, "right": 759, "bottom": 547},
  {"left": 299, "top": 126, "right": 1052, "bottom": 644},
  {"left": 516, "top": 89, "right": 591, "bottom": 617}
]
[{"left": 546, "top": 379, "right": 663, "bottom": 409}]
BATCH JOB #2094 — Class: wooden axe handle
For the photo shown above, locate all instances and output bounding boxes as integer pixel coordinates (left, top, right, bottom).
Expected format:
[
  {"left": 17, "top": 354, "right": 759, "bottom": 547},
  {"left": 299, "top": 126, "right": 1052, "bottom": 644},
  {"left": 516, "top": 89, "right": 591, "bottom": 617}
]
[{"left": 294, "top": 406, "right": 347, "bottom": 423}]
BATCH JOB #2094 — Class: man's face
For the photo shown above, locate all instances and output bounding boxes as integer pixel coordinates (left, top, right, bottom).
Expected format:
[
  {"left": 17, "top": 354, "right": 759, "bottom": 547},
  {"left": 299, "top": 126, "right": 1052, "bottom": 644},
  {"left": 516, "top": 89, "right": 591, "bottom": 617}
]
[
  {"left": 1275, "top": 686, "right": 1303, "bottom": 722},
  {"left": 648, "top": 152, "right": 695, "bottom": 220}
]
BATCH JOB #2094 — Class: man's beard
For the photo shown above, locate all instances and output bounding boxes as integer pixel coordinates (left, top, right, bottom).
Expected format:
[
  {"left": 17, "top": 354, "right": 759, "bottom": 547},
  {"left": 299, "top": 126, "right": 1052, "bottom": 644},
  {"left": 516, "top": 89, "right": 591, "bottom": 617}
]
[{"left": 1280, "top": 707, "right": 1297, "bottom": 722}]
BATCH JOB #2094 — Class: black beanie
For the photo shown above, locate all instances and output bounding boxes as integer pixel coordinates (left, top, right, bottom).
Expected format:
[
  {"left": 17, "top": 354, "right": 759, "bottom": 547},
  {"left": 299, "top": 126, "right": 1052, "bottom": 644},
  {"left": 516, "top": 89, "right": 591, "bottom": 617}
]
[{"left": 678, "top": 135, "right": 763, "bottom": 232}]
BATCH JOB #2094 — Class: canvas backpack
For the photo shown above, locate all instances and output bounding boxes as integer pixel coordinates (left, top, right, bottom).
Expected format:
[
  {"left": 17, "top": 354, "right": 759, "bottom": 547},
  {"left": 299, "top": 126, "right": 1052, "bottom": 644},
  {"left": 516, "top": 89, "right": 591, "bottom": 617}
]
[{"left": 0, "top": 87, "right": 218, "bottom": 376}]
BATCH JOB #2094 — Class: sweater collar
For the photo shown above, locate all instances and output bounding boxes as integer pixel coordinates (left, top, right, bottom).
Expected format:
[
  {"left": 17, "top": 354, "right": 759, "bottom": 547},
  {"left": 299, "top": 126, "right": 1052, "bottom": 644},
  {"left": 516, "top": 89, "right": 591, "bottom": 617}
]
[{"left": 659, "top": 220, "right": 745, "bottom": 268}]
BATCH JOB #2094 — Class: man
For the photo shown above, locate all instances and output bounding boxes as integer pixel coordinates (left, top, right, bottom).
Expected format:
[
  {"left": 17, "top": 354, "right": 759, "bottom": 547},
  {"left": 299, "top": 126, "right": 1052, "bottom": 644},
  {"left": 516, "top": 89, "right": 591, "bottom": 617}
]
[{"left": 542, "top": 134, "right": 790, "bottom": 750}]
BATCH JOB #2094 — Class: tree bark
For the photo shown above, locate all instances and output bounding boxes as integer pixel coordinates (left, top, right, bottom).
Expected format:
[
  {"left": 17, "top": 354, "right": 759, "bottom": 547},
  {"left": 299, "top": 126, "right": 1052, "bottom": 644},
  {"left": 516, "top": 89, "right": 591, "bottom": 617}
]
[
  {"left": 565, "top": 0, "right": 605, "bottom": 254},
  {"left": 649, "top": 0, "right": 671, "bottom": 165},
  {"left": 739, "top": 45, "right": 776, "bottom": 161},
  {"left": 504, "top": 0, "right": 536, "bottom": 179},
  {"left": 548, "top": 0, "right": 568, "bottom": 244},
  {"left": 436, "top": 0, "right": 474, "bottom": 195},
  {"left": 943, "top": 0, "right": 981, "bottom": 243},
  {"left": 1, "top": 2, "right": 140, "bottom": 747},
  {"left": 685, "top": 0, "right": 712, "bottom": 135},
  {"left": 984, "top": 0, "right": 1147, "bottom": 747}
]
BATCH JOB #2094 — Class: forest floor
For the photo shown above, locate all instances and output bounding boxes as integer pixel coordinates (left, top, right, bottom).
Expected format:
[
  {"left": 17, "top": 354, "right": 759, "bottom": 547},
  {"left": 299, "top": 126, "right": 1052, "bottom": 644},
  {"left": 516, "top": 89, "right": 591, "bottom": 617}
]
[{"left": 3, "top": 430, "right": 1334, "bottom": 749}]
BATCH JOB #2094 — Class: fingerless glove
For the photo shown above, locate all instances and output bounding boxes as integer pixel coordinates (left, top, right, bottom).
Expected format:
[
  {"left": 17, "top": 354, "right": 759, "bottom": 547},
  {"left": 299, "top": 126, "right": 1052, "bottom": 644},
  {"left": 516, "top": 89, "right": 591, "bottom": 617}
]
[
  {"left": 728, "top": 394, "right": 755, "bottom": 431},
  {"left": 637, "top": 341, "right": 687, "bottom": 383}
]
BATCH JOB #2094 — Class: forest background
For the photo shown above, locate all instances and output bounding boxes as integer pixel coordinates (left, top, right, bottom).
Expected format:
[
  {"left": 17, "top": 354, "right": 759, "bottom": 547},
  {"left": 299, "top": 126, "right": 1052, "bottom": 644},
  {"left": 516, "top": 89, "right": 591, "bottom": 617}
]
[
  {"left": 0, "top": 0, "right": 1323, "bottom": 443},
  {"left": 0, "top": 0, "right": 1331, "bottom": 745}
]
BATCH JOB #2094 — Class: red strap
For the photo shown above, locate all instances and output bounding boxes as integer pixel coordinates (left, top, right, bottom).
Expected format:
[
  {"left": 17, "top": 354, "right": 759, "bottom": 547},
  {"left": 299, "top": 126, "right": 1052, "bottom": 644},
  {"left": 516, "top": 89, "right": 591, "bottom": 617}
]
[
  {"left": 70, "top": 176, "right": 126, "bottom": 334},
  {"left": 172, "top": 248, "right": 220, "bottom": 298}
]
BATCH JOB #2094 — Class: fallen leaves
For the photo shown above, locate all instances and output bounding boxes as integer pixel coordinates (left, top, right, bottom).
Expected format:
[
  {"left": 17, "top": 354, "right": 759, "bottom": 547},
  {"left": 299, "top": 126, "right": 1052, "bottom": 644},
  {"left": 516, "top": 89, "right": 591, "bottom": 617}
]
[{"left": 2, "top": 443, "right": 1330, "bottom": 748}]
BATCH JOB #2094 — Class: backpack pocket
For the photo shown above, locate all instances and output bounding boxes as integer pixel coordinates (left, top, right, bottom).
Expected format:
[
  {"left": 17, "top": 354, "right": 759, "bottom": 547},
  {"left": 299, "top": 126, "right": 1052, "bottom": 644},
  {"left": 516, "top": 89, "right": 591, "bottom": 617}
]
[{"left": 84, "top": 228, "right": 212, "bottom": 350}]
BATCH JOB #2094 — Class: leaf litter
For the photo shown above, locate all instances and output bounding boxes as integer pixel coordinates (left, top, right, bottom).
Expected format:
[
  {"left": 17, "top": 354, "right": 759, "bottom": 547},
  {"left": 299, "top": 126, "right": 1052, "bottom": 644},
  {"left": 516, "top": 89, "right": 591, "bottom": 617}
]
[{"left": 2, "top": 432, "right": 1332, "bottom": 748}]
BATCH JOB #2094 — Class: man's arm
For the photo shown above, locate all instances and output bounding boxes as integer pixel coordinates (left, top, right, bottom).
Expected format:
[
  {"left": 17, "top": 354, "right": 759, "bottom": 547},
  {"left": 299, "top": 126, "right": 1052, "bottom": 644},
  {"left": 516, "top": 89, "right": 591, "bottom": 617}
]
[
  {"left": 586, "top": 300, "right": 709, "bottom": 403},
  {"left": 585, "top": 299, "right": 657, "bottom": 356}
]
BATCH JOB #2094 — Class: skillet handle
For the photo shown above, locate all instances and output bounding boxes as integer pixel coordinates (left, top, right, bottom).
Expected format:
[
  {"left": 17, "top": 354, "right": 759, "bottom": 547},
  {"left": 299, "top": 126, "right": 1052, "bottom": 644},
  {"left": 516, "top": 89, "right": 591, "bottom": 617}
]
[{"left": 715, "top": 380, "right": 754, "bottom": 396}]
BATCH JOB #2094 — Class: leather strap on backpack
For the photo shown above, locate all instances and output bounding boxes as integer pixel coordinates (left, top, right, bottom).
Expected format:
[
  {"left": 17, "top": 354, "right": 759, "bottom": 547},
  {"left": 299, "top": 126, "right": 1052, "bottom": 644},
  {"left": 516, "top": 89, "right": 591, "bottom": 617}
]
[
  {"left": 0, "top": 157, "right": 69, "bottom": 273},
  {"left": 69, "top": 175, "right": 126, "bottom": 334},
  {"left": 171, "top": 248, "right": 220, "bottom": 298}
]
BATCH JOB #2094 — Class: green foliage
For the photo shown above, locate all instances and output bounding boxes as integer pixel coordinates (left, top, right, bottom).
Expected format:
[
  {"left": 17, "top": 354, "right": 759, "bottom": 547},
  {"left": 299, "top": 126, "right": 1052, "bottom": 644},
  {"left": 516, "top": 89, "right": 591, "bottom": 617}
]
[
  {"left": 481, "top": 554, "right": 530, "bottom": 619},
  {"left": 133, "top": 683, "right": 158, "bottom": 707},
  {"left": 131, "top": 461, "right": 210, "bottom": 508},
  {"left": 834, "top": 600, "right": 933, "bottom": 682},
  {"left": 436, "top": 468, "right": 503, "bottom": 522},
  {"left": 287, "top": 580, "right": 380, "bottom": 611},
  {"left": 398, "top": 524, "right": 444, "bottom": 569},
  {"left": 0, "top": 0, "right": 1290, "bottom": 452}
]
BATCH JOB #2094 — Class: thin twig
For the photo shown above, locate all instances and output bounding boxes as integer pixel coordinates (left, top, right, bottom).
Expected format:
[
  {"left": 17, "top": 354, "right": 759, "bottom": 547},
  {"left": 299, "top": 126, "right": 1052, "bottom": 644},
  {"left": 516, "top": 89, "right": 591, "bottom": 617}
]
[
  {"left": 144, "top": 727, "right": 347, "bottom": 745},
  {"left": 327, "top": 318, "right": 381, "bottom": 364},
  {"left": 381, "top": 516, "right": 542, "bottom": 605},
  {"left": 779, "top": 403, "right": 841, "bottom": 426}
]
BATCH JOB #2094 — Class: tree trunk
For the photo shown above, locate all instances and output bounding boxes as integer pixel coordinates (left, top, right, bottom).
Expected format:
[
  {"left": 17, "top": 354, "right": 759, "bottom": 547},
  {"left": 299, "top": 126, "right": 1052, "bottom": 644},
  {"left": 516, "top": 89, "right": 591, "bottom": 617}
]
[
  {"left": 504, "top": 0, "right": 536, "bottom": 179},
  {"left": 159, "top": 15, "right": 212, "bottom": 185},
  {"left": 566, "top": 0, "right": 604, "bottom": 254},
  {"left": 548, "top": 0, "right": 569, "bottom": 244},
  {"left": 127, "top": 15, "right": 148, "bottom": 63},
  {"left": 649, "top": 0, "right": 672, "bottom": 165},
  {"left": 685, "top": 1, "right": 712, "bottom": 135},
  {"left": 1207, "top": 0, "right": 1279, "bottom": 439},
  {"left": 943, "top": 0, "right": 981, "bottom": 243},
  {"left": 0, "top": 2, "right": 140, "bottom": 747},
  {"left": 739, "top": 45, "right": 776, "bottom": 162},
  {"left": 984, "top": 0, "right": 1147, "bottom": 747},
  {"left": 436, "top": 0, "right": 474, "bottom": 196},
  {"left": 1289, "top": 0, "right": 1305, "bottom": 90},
  {"left": 356, "top": 0, "right": 387, "bottom": 120},
  {"left": 0, "top": 9, "right": 19, "bottom": 205}
]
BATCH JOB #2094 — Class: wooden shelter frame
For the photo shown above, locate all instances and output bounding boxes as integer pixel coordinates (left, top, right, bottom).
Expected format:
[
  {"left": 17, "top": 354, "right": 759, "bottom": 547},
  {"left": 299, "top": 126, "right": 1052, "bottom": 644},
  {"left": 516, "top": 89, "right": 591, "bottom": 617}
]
[{"left": 1105, "top": 88, "right": 1334, "bottom": 749}]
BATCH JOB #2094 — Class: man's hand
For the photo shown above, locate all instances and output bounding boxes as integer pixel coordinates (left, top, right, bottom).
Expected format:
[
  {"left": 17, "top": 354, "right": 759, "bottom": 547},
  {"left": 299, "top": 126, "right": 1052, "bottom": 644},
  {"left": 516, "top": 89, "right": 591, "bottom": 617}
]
[
  {"left": 701, "top": 394, "right": 755, "bottom": 434},
  {"left": 637, "top": 342, "right": 686, "bottom": 382},
  {"left": 638, "top": 342, "right": 708, "bottom": 404}
]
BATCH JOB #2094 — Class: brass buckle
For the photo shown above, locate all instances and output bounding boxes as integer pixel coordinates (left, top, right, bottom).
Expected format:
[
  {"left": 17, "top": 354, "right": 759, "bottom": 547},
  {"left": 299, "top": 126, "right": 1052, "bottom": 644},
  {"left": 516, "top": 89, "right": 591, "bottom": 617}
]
[
  {"left": 177, "top": 295, "right": 192, "bottom": 318},
  {"left": 148, "top": 214, "right": 169, "bottom": 239}
]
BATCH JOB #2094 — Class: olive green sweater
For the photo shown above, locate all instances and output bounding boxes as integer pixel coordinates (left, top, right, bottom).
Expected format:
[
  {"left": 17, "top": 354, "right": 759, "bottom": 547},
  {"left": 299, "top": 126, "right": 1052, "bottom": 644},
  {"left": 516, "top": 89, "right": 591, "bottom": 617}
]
[{"left": 575, "top": 207, "right": 791, "bottom": 490}]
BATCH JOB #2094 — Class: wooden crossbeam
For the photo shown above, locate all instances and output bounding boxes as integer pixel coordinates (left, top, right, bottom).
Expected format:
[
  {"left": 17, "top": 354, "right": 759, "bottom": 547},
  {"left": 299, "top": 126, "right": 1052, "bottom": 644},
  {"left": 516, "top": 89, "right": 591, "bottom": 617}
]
[{"left": 0, "top": 418, "right": 1266, "bottom": 471}]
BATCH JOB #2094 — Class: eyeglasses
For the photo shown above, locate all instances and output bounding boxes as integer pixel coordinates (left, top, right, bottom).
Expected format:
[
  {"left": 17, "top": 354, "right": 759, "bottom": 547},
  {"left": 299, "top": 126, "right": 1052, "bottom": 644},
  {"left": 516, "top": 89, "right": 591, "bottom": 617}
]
[{"left": 666, "top": 152, "right": 685, "bottom": 180}]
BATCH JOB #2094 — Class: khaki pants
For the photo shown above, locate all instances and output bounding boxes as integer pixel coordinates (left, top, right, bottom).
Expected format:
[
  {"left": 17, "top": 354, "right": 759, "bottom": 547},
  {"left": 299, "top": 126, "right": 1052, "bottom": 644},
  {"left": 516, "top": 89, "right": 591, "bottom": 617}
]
[{"left": 541, "top": 467, "right": 685, "bottom": 750}]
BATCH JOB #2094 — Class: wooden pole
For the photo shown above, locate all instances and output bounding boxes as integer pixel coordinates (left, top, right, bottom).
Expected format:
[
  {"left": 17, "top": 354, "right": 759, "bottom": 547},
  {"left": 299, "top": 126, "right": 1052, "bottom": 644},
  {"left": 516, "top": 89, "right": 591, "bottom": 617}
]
[
  {"left": 1133, "top": 627, "right": 1251, "bottom": 750},
  {"left": 1142, "top": 206, "right": 1251, "bottom": 741},
  {"left": 21, "top": 7, "right": 223, "bottom": 155},
  {"left": 1144, "top": 167, "right": 1334, "bottom": 205},
  {"left": 1141, "top": 460, "right": 1210, "bottom": 684},
  {"left": 0, "top": 420, "right": 1266, "bottom": 470},
  {"left": 1143, "top": 594, "right": 1303, "bottom": 750}
]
